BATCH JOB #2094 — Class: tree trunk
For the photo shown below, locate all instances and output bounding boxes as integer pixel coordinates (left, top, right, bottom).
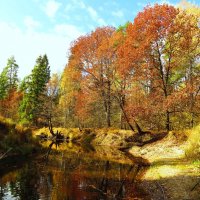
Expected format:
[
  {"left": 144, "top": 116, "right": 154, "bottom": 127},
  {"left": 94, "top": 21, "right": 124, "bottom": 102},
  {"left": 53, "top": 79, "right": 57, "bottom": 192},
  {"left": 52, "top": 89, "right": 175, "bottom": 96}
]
[
  {"left": 119, "top": 103, "right": 135, "bottom": 132},
  {"left": 189, "top": 61, "right": 194, "bottom": 128},
  {"left": 48, "top": 115, "right": 55, "bottom": 137},
  {"left": 166, "top": 110, "right": 170, "bottom": 131},
  {"left": 120, "top": 112, "right": 124, "bottom": 129},
  {"left": 107, "top": 81, "right": 111, "bottom": 127},
  {"left": 104, "top": 81, "right": 111, "bottom": 128}
]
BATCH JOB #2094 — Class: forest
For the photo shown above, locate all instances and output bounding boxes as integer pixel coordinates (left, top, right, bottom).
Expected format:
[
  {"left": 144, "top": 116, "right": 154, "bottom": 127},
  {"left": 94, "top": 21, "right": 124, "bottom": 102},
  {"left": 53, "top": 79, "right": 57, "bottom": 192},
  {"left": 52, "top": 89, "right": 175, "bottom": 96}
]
[{"left": 0, "top": 3, "right": 199, "bottom": 131}]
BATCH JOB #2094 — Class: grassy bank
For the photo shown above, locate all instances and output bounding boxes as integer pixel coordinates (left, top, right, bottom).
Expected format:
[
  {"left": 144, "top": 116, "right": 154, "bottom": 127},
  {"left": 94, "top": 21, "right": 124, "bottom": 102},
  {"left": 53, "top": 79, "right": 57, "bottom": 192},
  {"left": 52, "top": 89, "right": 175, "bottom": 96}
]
[
  {"left": 24, "top": 123, "right": 200, "bottom": 164},
  {"left": 33, "top": 127, "right": 134, "bottom": 147},
  {"left": 33, "top": 125, "right": 200, "bottom": 149},
  {"left": 0, "top": 116, "right": 40, "bottom": 160}
]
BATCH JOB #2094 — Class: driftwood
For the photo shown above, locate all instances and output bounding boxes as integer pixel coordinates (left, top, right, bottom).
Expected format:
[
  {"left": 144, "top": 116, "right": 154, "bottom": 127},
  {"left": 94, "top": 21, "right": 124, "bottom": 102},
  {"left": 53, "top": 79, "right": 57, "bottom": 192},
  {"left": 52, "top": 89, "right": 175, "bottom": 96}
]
[
  {"left": 47, "top": 116, "right": 64, "bottom": 141},
  {"left": 88, "top": 163, "right": 142, "bottom": 199},
  {"left": 48, "top": 116, "right": 55, "bottom": 137}
]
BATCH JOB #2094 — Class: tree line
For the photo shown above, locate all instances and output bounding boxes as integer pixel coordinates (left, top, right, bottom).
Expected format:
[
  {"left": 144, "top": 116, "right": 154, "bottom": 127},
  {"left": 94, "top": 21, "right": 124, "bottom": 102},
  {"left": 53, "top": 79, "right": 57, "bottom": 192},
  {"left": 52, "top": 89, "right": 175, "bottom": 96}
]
[{"left": 0, "top": 3, "right": 199, "bottom": 131}]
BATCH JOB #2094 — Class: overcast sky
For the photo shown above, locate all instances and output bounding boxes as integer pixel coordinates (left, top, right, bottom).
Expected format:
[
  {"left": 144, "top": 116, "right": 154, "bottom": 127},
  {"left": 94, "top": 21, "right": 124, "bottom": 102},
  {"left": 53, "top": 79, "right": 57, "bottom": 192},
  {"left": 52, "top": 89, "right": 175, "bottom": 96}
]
[{"left": 0, "top": 0, "right": 197, "bottom": 79}]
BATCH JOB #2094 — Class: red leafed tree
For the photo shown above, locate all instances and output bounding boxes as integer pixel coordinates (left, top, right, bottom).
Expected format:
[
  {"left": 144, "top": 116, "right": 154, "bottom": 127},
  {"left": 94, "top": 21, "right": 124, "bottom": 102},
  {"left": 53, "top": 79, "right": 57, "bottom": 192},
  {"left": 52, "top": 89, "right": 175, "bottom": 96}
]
[
  {"left": 0, "top": 89, "right": 23, "bottom": 120},
  {"left": 118, "top": 4, "right": 180, "bottom": 131},
  {"left": 69, "top": 26, "right": 116, "bottom": 127},
  {"left": 59, "top": 3, "right": 199, "bottom": 130}
]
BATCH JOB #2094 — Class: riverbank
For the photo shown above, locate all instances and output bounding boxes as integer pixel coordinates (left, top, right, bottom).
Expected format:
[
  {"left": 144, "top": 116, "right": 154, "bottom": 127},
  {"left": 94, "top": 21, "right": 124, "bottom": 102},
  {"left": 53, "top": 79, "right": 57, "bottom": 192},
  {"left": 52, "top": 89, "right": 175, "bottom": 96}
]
[
  {"left": 33, "top": 126, "right": 193, "bottom": 162},
  {"left": 0, "top": 117, "right": 41, "bottom": 162}
]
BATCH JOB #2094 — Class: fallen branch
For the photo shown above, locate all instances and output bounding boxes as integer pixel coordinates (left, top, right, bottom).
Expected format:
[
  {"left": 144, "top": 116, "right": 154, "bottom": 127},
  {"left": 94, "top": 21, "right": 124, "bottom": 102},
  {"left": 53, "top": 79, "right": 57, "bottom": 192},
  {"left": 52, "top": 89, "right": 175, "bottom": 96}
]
[
  {"left": 0, "top": 148, "right": 13, "bottom": 160},
  {"left": 191, "top": 181, "right": 200, "bottom": 191}
]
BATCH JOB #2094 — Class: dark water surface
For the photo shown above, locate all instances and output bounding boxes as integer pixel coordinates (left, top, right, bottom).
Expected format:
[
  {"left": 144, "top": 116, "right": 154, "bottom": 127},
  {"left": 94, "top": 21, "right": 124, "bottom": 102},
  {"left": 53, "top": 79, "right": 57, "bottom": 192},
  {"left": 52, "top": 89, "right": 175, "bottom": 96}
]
[{"left": 0, "top": 142, "right": 151, "bottom": 200}]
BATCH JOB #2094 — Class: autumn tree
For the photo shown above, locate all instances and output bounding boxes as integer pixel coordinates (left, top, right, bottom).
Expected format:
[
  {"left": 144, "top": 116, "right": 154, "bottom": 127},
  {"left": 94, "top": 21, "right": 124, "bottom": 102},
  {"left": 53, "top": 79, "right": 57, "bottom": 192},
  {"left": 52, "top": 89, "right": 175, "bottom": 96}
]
[
  {"left": 109, "top": 23, "right": 137, "bottom": 130},
  {"left": 178, "top": 0, "right": 200, "bottom": 16},
  {"left": 0, "top": 56, "right": 21, "bottom": 119},
  {"left": 0, "top": 90, "right": 22, "bottom": 120},
  {"left": 59, "top": 3, "right": 199, "bottom": 130},
  {"left": 68, "top": 27, "right": 116, "bottom": 127},
  {"left": 59, "top": 56, "right": 82, "bottom": 127},
  {"left": 118, "top": 4, "right": 181, "bottom": 131},
  {"left": 38, "top": 73, "right": 61, "bottom": 127},
  {"left": 173, "top": 10, "right": 200, "bottom": 128}
]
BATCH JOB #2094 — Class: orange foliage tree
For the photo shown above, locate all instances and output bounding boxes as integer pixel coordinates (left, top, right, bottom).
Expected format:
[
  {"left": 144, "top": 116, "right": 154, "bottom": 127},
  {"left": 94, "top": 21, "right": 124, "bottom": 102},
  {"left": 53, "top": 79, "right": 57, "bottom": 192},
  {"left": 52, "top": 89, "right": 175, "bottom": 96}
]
[
  {"left": 60, "top": 3, "right": 199, "bottom": 130},
  {"left": 0, "top": 89, "right": 22, "bottom": 120},
  {"left": 117, "top": 4, "right": 199, "bottom": 130},
  {"left": 66, "top": 27, "right": 117, "bottom": 127}
]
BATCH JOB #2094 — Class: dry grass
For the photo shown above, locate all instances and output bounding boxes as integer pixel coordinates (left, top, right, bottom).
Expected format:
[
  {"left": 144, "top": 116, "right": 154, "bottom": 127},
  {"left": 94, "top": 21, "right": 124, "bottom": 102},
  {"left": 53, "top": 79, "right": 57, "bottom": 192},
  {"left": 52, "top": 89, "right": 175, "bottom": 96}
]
[
  {"left": 0, "top": 116, "right": 40, "bottom": 155},
  {"left": 185, "top": 125, "right": 200, "bottom": 157}
]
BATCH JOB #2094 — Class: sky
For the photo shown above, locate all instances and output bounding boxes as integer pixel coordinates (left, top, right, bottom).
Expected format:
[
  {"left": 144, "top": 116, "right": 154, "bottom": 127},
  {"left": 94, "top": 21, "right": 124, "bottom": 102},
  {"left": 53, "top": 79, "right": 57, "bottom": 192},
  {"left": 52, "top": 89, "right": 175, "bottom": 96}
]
[{"left": 0, "top": 0, "right": 197, "bottom": 79}]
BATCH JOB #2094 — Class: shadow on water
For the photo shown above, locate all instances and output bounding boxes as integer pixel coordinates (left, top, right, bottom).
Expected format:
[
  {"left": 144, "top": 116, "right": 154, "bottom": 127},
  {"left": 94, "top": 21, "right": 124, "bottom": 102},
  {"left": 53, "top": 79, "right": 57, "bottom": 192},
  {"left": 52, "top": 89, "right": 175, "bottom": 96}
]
[{"left": 0, "top": 141, "right": 200, "bottom": 199}]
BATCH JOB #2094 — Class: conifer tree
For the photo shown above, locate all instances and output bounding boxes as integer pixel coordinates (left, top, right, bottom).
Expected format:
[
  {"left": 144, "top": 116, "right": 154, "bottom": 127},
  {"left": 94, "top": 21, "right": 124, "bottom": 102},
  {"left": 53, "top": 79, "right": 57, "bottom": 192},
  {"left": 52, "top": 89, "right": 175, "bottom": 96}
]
[
  {"left": 19, "top": 54, "right": 50, "bottom": 125},
  {"left": 0, "top": 56, "right": 19, "bottom": 99}
]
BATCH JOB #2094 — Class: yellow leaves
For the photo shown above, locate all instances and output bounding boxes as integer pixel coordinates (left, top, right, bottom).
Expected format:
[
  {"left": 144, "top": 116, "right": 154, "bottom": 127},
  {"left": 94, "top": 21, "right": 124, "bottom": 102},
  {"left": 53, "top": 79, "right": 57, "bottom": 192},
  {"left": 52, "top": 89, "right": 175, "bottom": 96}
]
[{"left": 178, "top": 0, "right": 200, "bottom": 17}]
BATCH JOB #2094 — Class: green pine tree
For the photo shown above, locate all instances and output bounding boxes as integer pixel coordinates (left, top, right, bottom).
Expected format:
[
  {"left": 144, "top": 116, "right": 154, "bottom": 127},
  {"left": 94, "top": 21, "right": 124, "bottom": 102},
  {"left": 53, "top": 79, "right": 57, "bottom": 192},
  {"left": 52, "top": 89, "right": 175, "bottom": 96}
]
[
  {"left": 19, "top": 54, "right": 50, "bottom": 125},
  {"left": 0, "top": 56, "right": 19, "bottom": 99}
]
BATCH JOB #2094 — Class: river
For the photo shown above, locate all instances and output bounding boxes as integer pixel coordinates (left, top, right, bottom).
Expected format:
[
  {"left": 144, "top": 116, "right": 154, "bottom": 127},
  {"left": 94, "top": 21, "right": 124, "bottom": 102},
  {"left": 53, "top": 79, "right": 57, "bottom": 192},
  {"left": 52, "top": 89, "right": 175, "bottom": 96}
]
[
  {"left": 0, "top": 141, "right": 150, "bottom": 200},
  {"left": 0, "top": 141, "right": 200, "bottom": 200}
]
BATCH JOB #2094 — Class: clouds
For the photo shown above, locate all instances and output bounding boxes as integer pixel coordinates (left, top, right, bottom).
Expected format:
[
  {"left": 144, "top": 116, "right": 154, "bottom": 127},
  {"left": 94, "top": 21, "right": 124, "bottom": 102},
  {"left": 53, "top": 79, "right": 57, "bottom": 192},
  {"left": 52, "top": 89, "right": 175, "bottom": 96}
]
[
  {"left": 87, "top": 6, "right": 98, "bottom": 19},
  {"left": 43, "top": 0, "right": 61, "bottom": 18},
  {"left": 111, "top": 10, "right": 124, "bottom": 18},
  {"left": 63, "top": 1, "right": 107, "bottom": 27},
  {"left": 87, "top": 6, "right": 106, "bottom": 26},
  {"left": 24, "top": 16, "right": 41, "bottom": 31},
  {"left": 0, "top": 20, "right": 84, "bottom": 78},
  {"left": 0, "top": 0, "right": 155, "bottom": 78},
  {"left": 54, "top": 24, "right": 84, "bottom": 38}
]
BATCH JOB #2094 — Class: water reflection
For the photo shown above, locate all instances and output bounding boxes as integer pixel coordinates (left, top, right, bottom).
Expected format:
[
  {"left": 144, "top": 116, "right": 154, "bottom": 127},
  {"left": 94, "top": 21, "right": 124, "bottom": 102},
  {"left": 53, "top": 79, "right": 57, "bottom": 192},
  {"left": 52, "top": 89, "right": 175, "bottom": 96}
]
[{"left": 0, "top": 141, "right": 149, "bottom": 200}]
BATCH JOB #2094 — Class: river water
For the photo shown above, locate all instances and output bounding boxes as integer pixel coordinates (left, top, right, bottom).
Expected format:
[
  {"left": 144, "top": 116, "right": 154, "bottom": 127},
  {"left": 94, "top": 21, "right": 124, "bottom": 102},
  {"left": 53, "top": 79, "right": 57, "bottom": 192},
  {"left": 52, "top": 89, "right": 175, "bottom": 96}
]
[{"left": 0, "top": 141, "right": 151, "bottom": 200}]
